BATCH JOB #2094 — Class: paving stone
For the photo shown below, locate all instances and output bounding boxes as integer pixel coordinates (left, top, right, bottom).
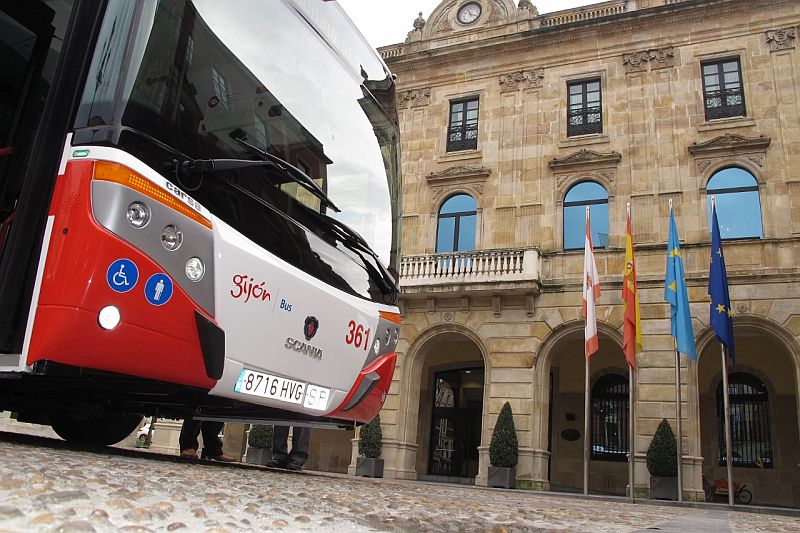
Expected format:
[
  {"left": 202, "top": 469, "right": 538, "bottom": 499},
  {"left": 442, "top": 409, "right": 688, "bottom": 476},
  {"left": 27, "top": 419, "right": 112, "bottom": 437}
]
[{"left": 0, "top": 437, "right": 798, "bottom": 532}]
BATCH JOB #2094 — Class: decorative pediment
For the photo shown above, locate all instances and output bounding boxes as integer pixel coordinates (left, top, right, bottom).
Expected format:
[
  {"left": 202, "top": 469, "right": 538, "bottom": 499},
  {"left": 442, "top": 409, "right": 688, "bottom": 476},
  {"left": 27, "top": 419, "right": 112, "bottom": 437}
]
[
  {"left": 427, "top": 165, "right": 491, "bottom": 203},
  {"left": 426, "top": 165, "right": 492, "bottom": 183},
  {"left": 548, "top": 149, "right": 621, "bottom": 170},
  {"left": 423, "top": 0, "right": 518, "bottom": 39},
  {"left": 688, "top": 133, "right": 771, "bottom": 155}
]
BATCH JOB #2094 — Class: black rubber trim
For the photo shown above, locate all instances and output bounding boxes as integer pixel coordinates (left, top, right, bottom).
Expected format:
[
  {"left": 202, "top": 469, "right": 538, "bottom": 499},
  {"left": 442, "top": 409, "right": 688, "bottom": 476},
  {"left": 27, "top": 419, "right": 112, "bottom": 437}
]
[
  {"left": 340, "top": 371, "right": 380, "bottom": 412},
  {"left": 194, "top": 311, "right": 225, "bottom": 380}
]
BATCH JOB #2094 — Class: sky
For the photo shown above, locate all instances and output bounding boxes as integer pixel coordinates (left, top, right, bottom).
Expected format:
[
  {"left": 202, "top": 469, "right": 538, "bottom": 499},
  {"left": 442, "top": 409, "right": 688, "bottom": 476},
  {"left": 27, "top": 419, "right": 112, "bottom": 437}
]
[{"left": 337, "top": 0, "right": 597, "bottom": 49}]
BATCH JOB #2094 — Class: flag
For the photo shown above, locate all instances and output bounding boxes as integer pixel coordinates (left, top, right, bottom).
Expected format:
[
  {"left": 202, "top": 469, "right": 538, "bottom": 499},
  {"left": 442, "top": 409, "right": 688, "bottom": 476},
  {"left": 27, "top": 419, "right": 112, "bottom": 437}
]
[
  {"left": 665, "top": 206, "right": 697, "bottom": 360},
  {"left": 709, "top": 203, "right": 735, "bottom": 362},
  {"left": 622, "top": 209, "right": 641, "bottom": 368},
  {"left": 583, "top": 210, "right": 601, "bottom": 358}
]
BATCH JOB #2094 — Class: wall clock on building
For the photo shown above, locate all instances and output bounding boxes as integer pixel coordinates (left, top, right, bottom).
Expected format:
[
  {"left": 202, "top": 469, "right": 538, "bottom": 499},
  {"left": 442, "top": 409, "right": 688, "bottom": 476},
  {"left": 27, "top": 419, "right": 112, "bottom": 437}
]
[{"left": 457, "top": 2, "right": 482, "bottom": 24}]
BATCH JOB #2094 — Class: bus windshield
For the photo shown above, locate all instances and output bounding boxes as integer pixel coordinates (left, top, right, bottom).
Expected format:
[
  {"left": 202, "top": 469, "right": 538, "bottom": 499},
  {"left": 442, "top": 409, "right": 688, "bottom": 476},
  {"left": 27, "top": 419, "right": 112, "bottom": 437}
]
[{"left": 73, "top": 0, "right": 400, "bottom": 301}]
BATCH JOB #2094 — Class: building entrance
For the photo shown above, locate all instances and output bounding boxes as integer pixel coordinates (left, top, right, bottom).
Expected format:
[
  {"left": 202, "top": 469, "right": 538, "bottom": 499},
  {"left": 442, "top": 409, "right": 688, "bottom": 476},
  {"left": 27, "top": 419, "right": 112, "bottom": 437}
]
[{"left": 428, "top": 367, "right": 483, "bottom": 478}]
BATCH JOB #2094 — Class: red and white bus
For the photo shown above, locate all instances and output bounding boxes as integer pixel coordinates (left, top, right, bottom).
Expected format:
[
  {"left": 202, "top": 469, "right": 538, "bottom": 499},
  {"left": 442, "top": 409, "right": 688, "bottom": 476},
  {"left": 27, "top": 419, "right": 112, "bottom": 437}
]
[{"left": 0, "top": 0, "right": 401, "bottom": 446}]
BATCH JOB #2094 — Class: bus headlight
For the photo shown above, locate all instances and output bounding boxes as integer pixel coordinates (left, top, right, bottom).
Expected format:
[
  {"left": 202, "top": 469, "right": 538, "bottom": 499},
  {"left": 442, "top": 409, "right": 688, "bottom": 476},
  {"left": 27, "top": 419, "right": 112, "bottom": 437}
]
[
  {"left": 98, "top": 305, "right": 121, "bottom": 330},
  {"left": 127, "top": 202, "right": 150, "bottom": 228},
  {"left": 161, "top": 225, "right": 183, "bottom": 251},
  {"left": 185, "top": 257, "right": 205, "bottom": 282}
]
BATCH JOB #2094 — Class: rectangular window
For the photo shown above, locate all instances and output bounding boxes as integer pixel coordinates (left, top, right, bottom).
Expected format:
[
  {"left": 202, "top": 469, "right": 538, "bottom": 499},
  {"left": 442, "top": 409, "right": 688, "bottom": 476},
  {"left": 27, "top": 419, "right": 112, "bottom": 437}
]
[
  {"left": 702, "top": 58, "right": 745, "bottom": 120},
  {"left": 211, "top": 67, "right": 229, "bottom": 109},
  {"left": 567, "top": 79, "right": 602, "bottom": 137},
  {"left": 447, "top": 98, "right": 479, "bottom": 152}
]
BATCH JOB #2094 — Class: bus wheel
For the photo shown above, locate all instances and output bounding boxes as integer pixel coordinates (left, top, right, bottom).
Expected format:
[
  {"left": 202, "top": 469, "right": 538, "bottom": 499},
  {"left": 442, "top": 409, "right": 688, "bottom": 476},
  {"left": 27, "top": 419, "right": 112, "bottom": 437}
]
[{"left": 50, "top": 411, "right": 143, "bottom": 446}]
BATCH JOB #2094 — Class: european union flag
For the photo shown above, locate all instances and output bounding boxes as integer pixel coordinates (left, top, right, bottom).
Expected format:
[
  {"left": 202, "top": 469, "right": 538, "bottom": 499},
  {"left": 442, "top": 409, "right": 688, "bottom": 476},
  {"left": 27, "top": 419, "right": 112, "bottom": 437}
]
[
  {"left": 709, "top": 203, "right": 735, "bottom": 362},
  {"left": 665, "top": 207, "right": 697, "bottom": 360}
]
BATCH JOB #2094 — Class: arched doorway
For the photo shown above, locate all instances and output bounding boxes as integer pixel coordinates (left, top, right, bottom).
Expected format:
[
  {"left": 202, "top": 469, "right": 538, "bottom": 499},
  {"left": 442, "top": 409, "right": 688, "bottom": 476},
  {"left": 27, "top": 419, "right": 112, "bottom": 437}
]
[
  {"left": 413, "top": 330, "right": 485, "bottom": 484},
  {"left": 542, "top": 324, "right": 629, "bottom": 495},
  {"left": 697, "top": 322, "right": 800, "bottom": 507}
]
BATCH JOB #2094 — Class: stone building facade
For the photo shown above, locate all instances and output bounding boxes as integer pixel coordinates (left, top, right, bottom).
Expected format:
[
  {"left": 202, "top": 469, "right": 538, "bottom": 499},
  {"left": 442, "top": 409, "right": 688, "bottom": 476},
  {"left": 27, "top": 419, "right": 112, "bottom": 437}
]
[{"left": 354, "top": 0, "right": 800, "bottom": 507}]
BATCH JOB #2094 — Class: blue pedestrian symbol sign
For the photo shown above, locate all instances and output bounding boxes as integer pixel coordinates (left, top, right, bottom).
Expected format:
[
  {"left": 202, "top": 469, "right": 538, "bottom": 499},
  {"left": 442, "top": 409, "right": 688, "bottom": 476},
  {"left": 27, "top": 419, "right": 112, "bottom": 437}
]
[
  {"left": 144, "top": 273, "right": 173, "bottom": 306},
  {"left": 107, "top": 259, "right": 138, "bottom": 293}
]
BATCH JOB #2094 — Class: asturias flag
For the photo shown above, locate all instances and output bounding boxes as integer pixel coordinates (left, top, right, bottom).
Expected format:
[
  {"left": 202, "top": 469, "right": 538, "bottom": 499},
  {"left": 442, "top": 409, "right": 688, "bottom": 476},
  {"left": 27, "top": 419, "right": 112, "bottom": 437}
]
[
  {"left": 709, "top": 202, "right": 735, "bottom": 362},
  {"left": 583, "top": 210, "right": 601, "bottom": 359},
  {"left": 664, "top": 207, "right": 697, "bottom": 360},
  {"left": 622, "top": 210, "right": 641, "bottom": 369}
]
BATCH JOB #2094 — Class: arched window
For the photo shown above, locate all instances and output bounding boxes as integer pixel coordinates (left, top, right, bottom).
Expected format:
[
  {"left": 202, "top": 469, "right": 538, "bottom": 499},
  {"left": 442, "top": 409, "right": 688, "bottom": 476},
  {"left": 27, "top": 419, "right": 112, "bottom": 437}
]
[
  {"left": 591, "top": 373, "right": 628, "bottom": 461},
  {"left": 436, "top": 194, "right": 477, "bottom": 253},
  {"left": 564, "top": 181, "right": 609, "bottom": 250},
  {"left": 706, "top": 167, "right": 763, "bottom": 239},
  {"left": 716, "top": 372, "right": 772, "bottom": 468}
]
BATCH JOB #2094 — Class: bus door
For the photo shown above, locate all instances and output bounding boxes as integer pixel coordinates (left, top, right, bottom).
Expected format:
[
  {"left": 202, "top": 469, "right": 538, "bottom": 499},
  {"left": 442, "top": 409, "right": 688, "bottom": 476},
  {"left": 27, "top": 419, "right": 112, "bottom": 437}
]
[{"left": 0, "top": 0, "right": 82, "bottom": 362}]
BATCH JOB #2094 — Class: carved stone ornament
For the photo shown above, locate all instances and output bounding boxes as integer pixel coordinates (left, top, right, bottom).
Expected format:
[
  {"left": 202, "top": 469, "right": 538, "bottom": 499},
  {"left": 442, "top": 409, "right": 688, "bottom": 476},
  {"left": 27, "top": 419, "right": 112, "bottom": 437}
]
[
  {"left": 426, "top": 165, "right": 492, "bottom": 184},
  {"left": 413, "top": 12, "right": 426, "bottom": 31},
  {"left": 623, "top": 51, "right": 649, "bottom": 74},
  {"left": 518, "top": 0, "right": 539, "bottom": 15},
  {"left": 433, "top": 7, "right": 452, "bottom": 35},
  {"left": 397, "top": 88, "right": 431, "bottom": 109},
  {"left": 650, "top": 47, "right": 675, "bottom": 69},
  {"left": 688, "top": 133, "right": 771, "bottom": 155},
  {"left": 623, "top": 47, "right": 674, "bottom": 73},
  {"left": 548, "top": 149, "right": 622, "bottom": 170},
  {"left": 766, "top": 28, "right": 796, "bottom": 52},
  {"left": 499, "top": 68, "right": 545, "bottom": 92}
]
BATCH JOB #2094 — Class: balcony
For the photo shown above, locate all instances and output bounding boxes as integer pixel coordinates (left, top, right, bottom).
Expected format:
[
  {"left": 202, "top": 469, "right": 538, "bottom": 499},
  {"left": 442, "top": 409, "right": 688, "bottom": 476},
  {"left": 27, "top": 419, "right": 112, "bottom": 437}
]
[{"left": 399, "top": 248, "right": 542, "bottom": 296}]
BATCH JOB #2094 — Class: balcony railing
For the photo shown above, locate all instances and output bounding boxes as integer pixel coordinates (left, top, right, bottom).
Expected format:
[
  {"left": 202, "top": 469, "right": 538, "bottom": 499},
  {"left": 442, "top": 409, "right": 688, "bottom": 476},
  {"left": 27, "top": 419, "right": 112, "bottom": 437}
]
[
  {"left": 400, "top": 248, "right": 541, "bottom": 289},
  {"left": 540, "top": 0, "right": 628, "bottom": 27}
]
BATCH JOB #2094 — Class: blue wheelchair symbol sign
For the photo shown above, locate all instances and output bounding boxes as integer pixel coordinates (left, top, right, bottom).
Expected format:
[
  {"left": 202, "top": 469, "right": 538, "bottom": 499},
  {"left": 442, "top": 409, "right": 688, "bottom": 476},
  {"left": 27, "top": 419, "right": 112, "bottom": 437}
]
[
  {"left": 144, "top": 273, "right": 173, "bottom": 306},
  {"left": 106, "top": 259, "right": 138, "bottom": 293}
]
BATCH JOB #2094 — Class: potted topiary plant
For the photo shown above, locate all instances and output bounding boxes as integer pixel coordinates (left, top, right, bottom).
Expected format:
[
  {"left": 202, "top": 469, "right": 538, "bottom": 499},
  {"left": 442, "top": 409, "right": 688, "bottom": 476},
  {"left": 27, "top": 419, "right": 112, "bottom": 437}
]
[
  {"left": 356, "top": 414, "right": 383, "bottom": 477},
  {"left": 488, "top": 402, "right": 518, "bottom": 488},
  {"left": 245, "top": 424, "right": 273, "bottom": 465},
  {"left": 646, "top": 418, "right": 678, "bottom": 500}
]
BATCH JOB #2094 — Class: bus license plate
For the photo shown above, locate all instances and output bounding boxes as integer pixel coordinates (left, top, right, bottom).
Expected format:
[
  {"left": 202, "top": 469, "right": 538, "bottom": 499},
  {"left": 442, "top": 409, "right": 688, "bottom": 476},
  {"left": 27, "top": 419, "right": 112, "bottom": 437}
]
[{"left": 234, "top": 369, "right": 305, "bottom": 405}]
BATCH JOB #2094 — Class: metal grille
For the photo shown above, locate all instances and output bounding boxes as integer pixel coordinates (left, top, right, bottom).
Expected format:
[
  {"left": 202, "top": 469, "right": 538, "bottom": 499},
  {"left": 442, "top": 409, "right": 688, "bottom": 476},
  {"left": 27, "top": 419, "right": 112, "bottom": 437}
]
[
  {"left": 591, "top": 374, "right": 629, "bottom": 461},
  {"left": 717, "top": 373, "right": 772, "bottom": 468},
  {"left": 704, "top": 88, "right": 745, "bottom": 120}
]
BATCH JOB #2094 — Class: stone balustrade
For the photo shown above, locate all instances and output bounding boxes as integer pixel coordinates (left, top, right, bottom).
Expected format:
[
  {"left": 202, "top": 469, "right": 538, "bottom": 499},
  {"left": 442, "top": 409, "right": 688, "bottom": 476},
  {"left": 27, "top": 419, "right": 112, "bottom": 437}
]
[
  {"left": 540, "top": 0, "right": 628, "bottom": 27},
  {"left": 399, "top": 248, "right": 541, "bottom": 288}
]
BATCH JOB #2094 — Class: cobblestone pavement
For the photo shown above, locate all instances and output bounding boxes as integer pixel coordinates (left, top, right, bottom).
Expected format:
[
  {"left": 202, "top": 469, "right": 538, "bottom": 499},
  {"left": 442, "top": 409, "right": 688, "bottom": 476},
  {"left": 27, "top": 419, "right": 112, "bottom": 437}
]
[{"left": 0, "top": 434, "right": 798, "bottom": 532}]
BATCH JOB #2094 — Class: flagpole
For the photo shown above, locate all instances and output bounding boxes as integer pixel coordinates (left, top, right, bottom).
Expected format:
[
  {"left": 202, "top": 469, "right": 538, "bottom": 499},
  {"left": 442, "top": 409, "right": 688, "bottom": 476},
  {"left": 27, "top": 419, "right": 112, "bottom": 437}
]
[
  {"left": 626, "top": 202, "right": 635, "bottom": 502},
  {"left": 584, "top": 354, "right": 590, "bottom": 495},
  {"left": 583, "top": 206, "right": 591, "bottom": 496},
  {"left": 711, "top": 195, "right": 735, "bottom": 506},
  {"left": 674, "top": 338, "right": 683, "bottom": 502},
  {"left": 668, "top": 198, "right": 684, "bottom": 503},
  {"left": 629, "top": 363, "right": 635, "bottom": 502},
  {"left": 721, "top": 344, "right": 734, "bottom": 506}
]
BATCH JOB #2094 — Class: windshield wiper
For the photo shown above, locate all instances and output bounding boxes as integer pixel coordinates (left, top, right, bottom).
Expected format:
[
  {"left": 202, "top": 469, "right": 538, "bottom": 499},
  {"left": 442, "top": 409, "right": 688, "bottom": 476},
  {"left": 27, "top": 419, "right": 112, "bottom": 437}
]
[
  {"left": 228, "top": 133, "right": 340, "bottom": 213},
  {"left": 173, "top": 153, "right": 340, "bottom": 213}
]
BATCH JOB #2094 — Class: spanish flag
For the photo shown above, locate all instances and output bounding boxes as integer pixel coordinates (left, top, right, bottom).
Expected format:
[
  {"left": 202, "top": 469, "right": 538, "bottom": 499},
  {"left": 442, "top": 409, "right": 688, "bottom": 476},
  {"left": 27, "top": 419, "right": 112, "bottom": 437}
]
[{"left": 622, "top": 207, "right": 641, "bottom": 368}]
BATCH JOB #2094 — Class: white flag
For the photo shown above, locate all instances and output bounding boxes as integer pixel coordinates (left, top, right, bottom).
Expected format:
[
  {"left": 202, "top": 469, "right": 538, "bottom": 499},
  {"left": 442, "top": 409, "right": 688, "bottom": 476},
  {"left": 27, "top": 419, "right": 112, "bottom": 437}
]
[{"left": 583, "top": 210, "right": 601, "bottom": 358}]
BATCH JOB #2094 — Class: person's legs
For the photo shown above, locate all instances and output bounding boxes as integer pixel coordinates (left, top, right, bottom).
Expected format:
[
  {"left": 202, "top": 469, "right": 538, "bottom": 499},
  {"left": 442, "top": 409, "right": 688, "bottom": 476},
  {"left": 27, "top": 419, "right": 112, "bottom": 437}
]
[
  {"left": 198, "top": 421, "right": 225, "bottom": 458},
  {"left": 179, "top": 419, "right": 202, "bottom": 458},
  {"left": 269, "top": 425, "right": 291, "bottom": 466},
  {"left": 287, "top": 426, "right": 310, "bottom": 469}
]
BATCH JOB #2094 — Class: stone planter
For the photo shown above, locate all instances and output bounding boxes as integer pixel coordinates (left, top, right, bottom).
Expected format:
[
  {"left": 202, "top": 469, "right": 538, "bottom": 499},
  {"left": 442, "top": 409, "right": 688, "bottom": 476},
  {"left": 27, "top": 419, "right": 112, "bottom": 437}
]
[
  {"left": 650, "top": 476, "right": 678, "bottom": 501},
  {"left": 246, "top": 447, "right": 271, "bottom": 466},
  {"left": 488, "top": 466, "right": 516, "bottom": 489},
  {"left": 355, "top": 457, "right": 384, "bottom": 478}
]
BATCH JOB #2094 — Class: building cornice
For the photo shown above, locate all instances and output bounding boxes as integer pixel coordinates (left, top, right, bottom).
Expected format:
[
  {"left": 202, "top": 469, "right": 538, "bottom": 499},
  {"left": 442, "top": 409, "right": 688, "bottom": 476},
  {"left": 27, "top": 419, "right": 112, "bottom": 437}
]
[{"left": 383, "top": 0, "right": 796, "bottom": 76}]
